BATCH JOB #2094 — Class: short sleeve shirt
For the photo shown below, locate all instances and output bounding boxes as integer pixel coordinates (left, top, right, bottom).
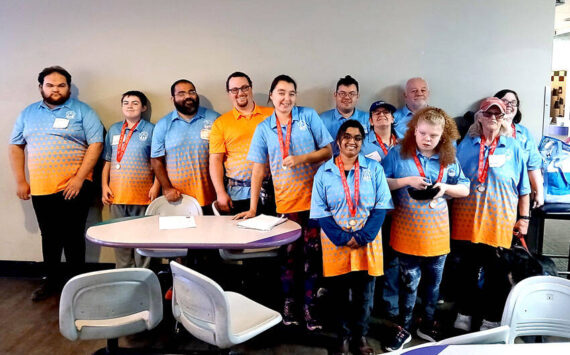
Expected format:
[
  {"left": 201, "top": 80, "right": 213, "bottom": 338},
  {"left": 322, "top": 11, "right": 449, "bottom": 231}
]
[
  {"left": 10, "top": 98, "right": 104, "bottom": 196},
  {"left": 151, "top": 107, "right": 220, "bottom": 206},
  {"left": 320, "top": 108, "right": 369, "bottom": 156},
  {"left": 311, "top": 155, "right": 393, "bottom": 277},
  {"left": 513, "top": 123, "right": 543, "bottom": 171},
  {"left": 247, "top": 106, "right": 333, "bottom": 214},
  {"left": 393, "top": 105, "right": 413, "bottom": 139},
  {"left": 361, "top": 130, "right": 397, "bottom": 162},
  {"left": 209, "top": 104, "right": 273, "bottom": 200},
  {"left": 103, "top": 119, "right": 155, "bottom": 205},
  {"left": 451, "top": 135, "right": 530, "bottom": 248}
]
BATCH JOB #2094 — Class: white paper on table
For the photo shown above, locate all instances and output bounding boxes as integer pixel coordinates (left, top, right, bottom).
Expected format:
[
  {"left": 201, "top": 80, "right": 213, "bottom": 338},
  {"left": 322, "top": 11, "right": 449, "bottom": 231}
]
[
  {"left": 237, "top": 214, "right": 288, "bottom": 231},
  {"left": 365, "top": 151, "right": 382, "bottom": 162},
  {"left": 159, "top": 216, "right": 196, "bottom": 230}
]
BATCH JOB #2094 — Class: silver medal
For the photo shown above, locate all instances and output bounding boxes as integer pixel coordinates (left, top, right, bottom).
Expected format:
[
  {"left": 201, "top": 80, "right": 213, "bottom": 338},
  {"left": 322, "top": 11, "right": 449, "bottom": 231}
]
[
  {"left": 477, "top": 185, "right": 486, "bottom": 192},
  {"left": 116, "top": 164, "right": 121, "bottom": 170},
  {"left": 429, "top": 199, "right": 438, "bottom": 209},
  {"left": 349, "top": 219, "right": 356, "bottom": 226}
]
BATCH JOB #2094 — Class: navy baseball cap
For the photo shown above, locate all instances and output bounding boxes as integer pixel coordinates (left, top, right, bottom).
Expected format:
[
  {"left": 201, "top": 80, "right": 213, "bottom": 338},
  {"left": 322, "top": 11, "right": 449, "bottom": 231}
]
[{"left": 369, "top": 100, "right": 396, "bottom": 114}]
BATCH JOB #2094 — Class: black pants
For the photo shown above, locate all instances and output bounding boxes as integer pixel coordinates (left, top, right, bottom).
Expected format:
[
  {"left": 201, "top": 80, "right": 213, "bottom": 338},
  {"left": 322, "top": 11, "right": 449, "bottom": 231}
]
[{"left": 31, "top": 181, "right": 93, "bottom": 285}]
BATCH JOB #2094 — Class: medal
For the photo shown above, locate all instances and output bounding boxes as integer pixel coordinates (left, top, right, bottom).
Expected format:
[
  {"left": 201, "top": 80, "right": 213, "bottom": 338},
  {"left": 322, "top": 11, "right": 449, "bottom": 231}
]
[
  {"left": 477, "top": 135, "right": 499, "bottom": 187},
  {"left": 477, "top": 185, "right": 486, "bottom": 192},
  {"left": 349, "top": 219, "right": 356, "bottom": 226},
  {"left": 429, "top": 199, "right": 438, "bottom": 209},
  {"left": 115, "top": 164, "right": 121, "bottom": 170},
  {"left": 275, "top": 115, "right": 292, "bottom": 170},
  {"left": 336, "top": 156, "right": 360, "bottom": 228},
  {"left": 282, "top": 165, "right": 288, "bottom": 170},
  {"left": 116, "top": 120, "right": 140, "bottom": 170}
]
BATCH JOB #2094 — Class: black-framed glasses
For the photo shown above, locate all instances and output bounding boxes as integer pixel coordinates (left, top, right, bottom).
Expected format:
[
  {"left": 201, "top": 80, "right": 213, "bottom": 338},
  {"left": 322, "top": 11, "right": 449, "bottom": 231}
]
[
  {"left": 175, "top": 90, "right": 197, "bottom": 97},
  {"left": 228, "top": 85, "right": 251, "bottom": 95},
  {"left": 336, "top": 91, "right": 358, "bottom": 98},
  {"left": 502, "top": 99, "right": 518, "bottom": 107}
]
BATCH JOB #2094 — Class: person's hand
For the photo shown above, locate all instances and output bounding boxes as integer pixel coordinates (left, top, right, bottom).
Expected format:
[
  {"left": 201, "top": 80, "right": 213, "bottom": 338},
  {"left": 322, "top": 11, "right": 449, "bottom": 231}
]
[
  {"left": 216, "top": 192, "right": 233, "bottom": 213},
  {"left": 16, "top": 181, "right": 31, "bottom": 200},
  {"left": 514, "top": 219, "right": 529, "bottom": 236},
  {"left": 63, "top": 175, "right": 85, "bottom": 200},
  {"left": 407, "top": 176, "right": 430, "bottom": 190},
  {"left": 102, "top": 185, "right": 114, "bottom": 205},
  {"left": 282, "top": 155, "right": 302, "bottom": 169},
  {"left": 163, "top": 187, "right": 181, "bottom": 202},
  {"left": 532, "top": 191, "right": 544, "bottom": 209},
  {"left": 346, "top": 237, "right": 360, "bottom": 249},
  {"left": 233, "top": 209, "right": 256, "bottom": 220},
  {"left": 432, "top": 182, "right": 448, "bottom": 199},
  {"left": 148, "top": 183, "right": 161, "bottom": 202}
]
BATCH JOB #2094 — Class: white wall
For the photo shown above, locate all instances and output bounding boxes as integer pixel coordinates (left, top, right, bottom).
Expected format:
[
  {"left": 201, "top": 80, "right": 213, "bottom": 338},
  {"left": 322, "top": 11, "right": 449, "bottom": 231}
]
[{"left": 0, "top": 0, "right": 555, "bottom": 262}]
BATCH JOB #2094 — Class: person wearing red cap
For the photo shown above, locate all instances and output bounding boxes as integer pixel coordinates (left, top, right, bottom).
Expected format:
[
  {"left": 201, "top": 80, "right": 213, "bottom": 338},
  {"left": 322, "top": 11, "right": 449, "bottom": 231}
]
[{"left": 450, "top": 97, "right": 530, "bottom": 332}]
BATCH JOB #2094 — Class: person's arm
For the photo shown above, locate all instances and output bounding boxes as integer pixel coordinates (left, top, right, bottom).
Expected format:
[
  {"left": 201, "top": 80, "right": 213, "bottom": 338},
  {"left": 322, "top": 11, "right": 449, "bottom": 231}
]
[
  {"left": 433, "top": 183, "right": 470, "bottom": 199},
  {"left": 317, "top": 216, "right": 353, "bottom": 247},
  {"left": 148, "top": 177, "right": 161, "bottom": 202},
  {"left": 63, "top": 142, "right": 103, "bottom": 200},
  {"left": 209, "top": 153, "right": 232, "bottom": 212},
  {"left": 282, "top": 144, "right": 332, "bottom": 168},
  {"left": 101, "top": 161, "right": 113, "bottom": 205},
  {"left": 9, "top": 144, "right": 30, "bottom": 200},
  {"left": 386, "top": 176, "right": 429, "bottom": 191},
  {"left": 352, "top": 209, "right": 387, "bottom": 246},
  {"left": 514, "top": 194, "right": 530, "bottom": 235},
  {"left": 528, "top": 169, "right": 544, "bottom": 208},
  {"left": 233, "top": 162, "right": 265, "bottom": 219},
  {"left": 151, "top": 156, "right": 181, "bottom": 202}
]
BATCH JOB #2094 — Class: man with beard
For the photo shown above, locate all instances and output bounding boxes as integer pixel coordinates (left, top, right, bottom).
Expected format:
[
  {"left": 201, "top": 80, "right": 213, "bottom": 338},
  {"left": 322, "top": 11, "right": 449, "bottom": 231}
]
[
  {"left": 151, "top": 79, "right": 220, "bottom": 210},
  {"left": 320, "top": 75, "right": 369, "bottom": 156},
  {"left": 393, "top": 77, "right": 430, "bottom": 138},
  {"left": 9, "top": 66, "right": 104, "bottom": 301},
  {"left": 209, "top": 72, "right": 274, "bottom": 213}
]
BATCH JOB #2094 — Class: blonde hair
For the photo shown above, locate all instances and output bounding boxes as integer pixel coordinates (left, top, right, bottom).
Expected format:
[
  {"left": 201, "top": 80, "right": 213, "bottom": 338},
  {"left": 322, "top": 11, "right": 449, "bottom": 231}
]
[{"left": 467, "top": 110, "right": 513, "bottom": 138}]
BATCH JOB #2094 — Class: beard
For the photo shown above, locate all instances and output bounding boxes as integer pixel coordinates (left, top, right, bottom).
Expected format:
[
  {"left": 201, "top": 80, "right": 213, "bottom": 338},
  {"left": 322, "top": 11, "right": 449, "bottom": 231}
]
[
  {"left": 41, "top": 89, "right": 71, "bottom": 106},
  {"left": 174, "top": 96, "right": 200, "bottom": 116}
]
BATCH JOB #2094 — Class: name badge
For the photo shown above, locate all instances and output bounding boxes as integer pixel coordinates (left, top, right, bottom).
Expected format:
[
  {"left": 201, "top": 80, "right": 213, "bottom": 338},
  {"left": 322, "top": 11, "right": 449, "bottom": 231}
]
[
  {"left": 200, "top": 129, "right": 211, "bottom": 140},
  {"left": 112, "top": 135, "right": 121, "bottom": 145},
  {"left": 489, "top": 154, "right": 506, "bottom": 168},
  {"left": 53, "top": 118, "right": 69, "bottom": 129}
]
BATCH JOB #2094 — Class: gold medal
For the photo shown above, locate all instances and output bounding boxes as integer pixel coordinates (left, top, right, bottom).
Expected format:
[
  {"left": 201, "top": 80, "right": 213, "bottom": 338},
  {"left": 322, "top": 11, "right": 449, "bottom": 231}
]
[
  {"left": 282, "top": 165, "right": 288, "bottom": 170},
  {"left": 349, "top": 219, "right": 356, "bottom": 226},
  {"left": 477, "top": 185, "right": 486, "bottom": 192},
  {"left": 115, "top": 164, "right": 121, "bottom": 170}
]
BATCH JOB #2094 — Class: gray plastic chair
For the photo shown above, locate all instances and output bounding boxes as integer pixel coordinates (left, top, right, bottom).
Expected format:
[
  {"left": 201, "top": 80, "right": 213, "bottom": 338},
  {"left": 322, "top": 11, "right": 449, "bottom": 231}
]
[
  {"left": 170, "top": 261, "right": 282, "bottom": 349},
  {"left": 59, "top": 268, "right": 163, "bottom": 354}
]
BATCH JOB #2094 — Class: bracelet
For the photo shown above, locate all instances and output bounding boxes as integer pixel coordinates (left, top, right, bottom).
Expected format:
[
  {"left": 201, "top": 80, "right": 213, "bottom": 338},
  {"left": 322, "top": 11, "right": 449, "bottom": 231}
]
[{"left": 519, "top": 215, "right": 531, "bottom": 220}]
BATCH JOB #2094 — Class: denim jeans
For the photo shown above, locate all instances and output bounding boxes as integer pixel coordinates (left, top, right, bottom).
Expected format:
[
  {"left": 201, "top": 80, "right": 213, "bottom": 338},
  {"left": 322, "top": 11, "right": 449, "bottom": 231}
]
[
  {"left": 399, "top": 253, "right": 447, "bottom": 330},
  {"left": 379, "top": 215, "right": 400, "bottom": 320}
]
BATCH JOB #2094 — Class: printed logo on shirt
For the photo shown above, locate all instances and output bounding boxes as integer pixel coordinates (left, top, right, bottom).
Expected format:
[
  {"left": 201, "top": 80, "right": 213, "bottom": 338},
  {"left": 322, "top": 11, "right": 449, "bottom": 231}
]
[
  {"left": 362, "top": 168, "right": 372, "bottom": 182},
  {"left": 448, "top": 169, "right": 456, "bottom": 177},
  {"left": 65, "top": 111, "right": 76, "bottom": 119},
  {"left": 298, "top": 119, "right": 308, "bottom": 131},
  {"left": 139, "top": 131, "right": 149, "bottom": 141}
]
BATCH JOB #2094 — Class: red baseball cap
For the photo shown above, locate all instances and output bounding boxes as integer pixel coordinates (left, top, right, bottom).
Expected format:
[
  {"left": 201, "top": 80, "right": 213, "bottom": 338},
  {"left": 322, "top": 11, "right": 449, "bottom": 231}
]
[{"left": 479, "top": 97, "right": 506, "bottom": 113}]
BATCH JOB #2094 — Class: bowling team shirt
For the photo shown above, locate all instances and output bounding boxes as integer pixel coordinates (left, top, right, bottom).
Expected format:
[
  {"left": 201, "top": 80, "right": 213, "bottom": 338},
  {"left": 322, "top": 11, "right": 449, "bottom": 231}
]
[
  {"left": 393, "top": 105, "right": 413, "bottom": 139},
  {"left": 247, "top": 106, "right": 333, "bottom": 214},
  {"left": 310, "top": 155, "right": 393, "bottom": 277},
  {"left": 320, "top": 108, "right": 369, "bottom": 155},
  {"left": 151, "top": 107, "right": 220, "bottom": 206},
  {"left": 361, "top": 130, "right": 398, "bottom": 162},
  {"left": 451, "top": 135, "right": 530, "bottom": 248},
  {"left": 209, "top": 105, "right": 273, "bottom": 201},
  {"left": 103, "top": 119, "right": 155, "bottom": 205},
  {"left": 513, "top": 123, "right": 543, "bottom": 171},
  {"left": 10, "top": 98, "right": 104, "bottom": 196},
  {"left": 383, "top": 146, "right": 470, "bottom": 257}
]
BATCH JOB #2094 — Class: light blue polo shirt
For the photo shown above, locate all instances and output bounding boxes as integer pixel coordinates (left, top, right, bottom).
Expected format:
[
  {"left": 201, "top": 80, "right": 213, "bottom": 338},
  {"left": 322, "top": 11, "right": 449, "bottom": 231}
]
[
  {"left": 320, "top": 108, "right": 369, "bottom": 155},
  {"left": 361, "top": 130, "right": 397, "bottom": 162},
  {"left": 513, "top": 123, "right": 543, "bottom": 171},
  {"left": 393, "top": 105, "right": 413, "bottom": 139}
]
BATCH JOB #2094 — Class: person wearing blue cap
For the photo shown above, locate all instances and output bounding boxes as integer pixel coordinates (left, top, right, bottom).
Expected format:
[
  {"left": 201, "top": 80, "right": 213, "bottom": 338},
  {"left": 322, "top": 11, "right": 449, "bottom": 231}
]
[{"left": 362, "top": 100, "right": 399, "bottom": 162}]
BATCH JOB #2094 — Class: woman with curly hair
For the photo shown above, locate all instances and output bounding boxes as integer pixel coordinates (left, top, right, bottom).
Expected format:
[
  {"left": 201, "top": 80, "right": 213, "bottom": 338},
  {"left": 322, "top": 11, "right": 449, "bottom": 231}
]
[{"left": 381, "top": 107, "right": 469, "bottom": 347}]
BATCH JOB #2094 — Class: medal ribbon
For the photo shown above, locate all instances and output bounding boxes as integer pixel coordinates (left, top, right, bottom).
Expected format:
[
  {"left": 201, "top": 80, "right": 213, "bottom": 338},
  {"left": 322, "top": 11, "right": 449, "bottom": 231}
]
[
  {"left": 275, "top": 115, "right": 292, "bottom": 162},
  {"left": 336, "top": 156, "right": 360, "bottom": 218},
  {"left": 511, "top": 123, "right": 516, "bottom": 138},
  {"left": 477, "top": 135, "right": 499, "bottom": 184},
  {"left": 116, "top": 120, "right": 140, "bottom": 164},
  {"left": 375, "top": 132, "right": 397, "bottom": 155},
  {"left": 413, "top": 154, "right": 444, "bottom": 183}
]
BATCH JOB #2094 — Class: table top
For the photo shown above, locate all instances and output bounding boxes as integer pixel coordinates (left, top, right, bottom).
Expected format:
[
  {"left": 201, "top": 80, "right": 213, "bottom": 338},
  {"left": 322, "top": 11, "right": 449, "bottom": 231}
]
[
  {"left": 86, "top": 215, "right": 302, "bottom": 249},
  {"left": 401, "top": 342, "right": 570, "bottom": 355}
]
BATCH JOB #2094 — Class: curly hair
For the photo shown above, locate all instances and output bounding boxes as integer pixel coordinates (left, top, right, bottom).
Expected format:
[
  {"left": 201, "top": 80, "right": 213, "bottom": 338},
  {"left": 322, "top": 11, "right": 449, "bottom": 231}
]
[{"left": 400, "top": 107, "right": 460, "bottom": 167}]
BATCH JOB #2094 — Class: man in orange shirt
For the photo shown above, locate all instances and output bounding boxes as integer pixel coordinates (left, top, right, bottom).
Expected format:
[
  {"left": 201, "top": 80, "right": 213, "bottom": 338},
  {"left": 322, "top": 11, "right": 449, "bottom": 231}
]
[{"left": 209, "top": 72, "right": 274, "bottom": 214}]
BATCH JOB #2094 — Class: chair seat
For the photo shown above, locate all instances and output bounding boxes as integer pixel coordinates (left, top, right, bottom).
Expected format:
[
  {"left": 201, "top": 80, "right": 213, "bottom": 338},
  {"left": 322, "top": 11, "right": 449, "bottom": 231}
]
[
  {"left": 225, "top": 291, "right": 282, "bottom": 343},
  {"left": 219, "top": 247, "right": 279, "bottom": 261},
  {"left": 136, "top": 248, "right": 188, "bottom": 258},
  {"left": 75, "top": 310, "right": 150, "bottom": 330}
]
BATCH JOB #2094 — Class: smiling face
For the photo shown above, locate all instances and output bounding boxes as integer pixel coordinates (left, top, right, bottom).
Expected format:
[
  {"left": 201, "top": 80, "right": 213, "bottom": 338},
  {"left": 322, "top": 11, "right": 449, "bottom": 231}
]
[
  {"left": 334, "top": 84, "right": 359, "bottom": 115},
  {"left": 39, "top": 72, "right": 71, "bottom": 106},
  {"left": 121, "top": 95, "right": 147, "bottom": 121},
  {"left": 269, "top": 80, "right": 296, "bottom": 116},
  {"left": 404, "top": 78, "right": 429, "bottom": 112},
  {"left": 338, "top": 126, "right": 363, "bottom": 159},
  {"left": 172, "top": 82, "right": 199, "bottom": 116},
  {"left": 414, "top": 118, "right": 443, "bottom": 155},
  {"left": 370, "top": 107, "right": 394, "bottom": 130},
  {"left": 227, "top": 76, "right": 253, "bottom": 110},
  {"left": 477, "top": 105, "right": 505, "bottom": 133},
  {"left": 500, "top": 92, "right": 518, "bottom": 123}
]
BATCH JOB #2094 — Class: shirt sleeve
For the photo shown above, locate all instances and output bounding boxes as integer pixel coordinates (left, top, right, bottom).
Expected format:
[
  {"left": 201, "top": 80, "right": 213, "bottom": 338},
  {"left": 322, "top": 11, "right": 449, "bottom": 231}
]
[
  {"left": 151, "top": 118, "right": 167, "bottom": 158},
  {"left": 373, "top": 162, "right": 394, "bottom": 209},
  {"left": 310, "top": 168, "right": 333, "bottom": 219},
  {"left": 81, "top": 106, "right": 104, "bottom": 144},
  {"left": 9, "top": 112, "right": 26, "bottom": 145},
  {"left": 102, "top": 128, "right": 113, "bottom": 161},
  {"left": 209, "top": 118, "right": 226, "bottom": 154},
  {"left": 308, "top": 109, "right": 333, "bottom": 149},
  {"left": 246, "top": 124, "right": 269, "bottom": 164},
  {"left": 353, "top": 209, "right": 386, "bottom": 245},
  {"left": 382, "top": 148, "right": 397, "bottom": 178},
  {"left": 447, "top": 160, "right": 470, "bottom": 188},
  {"left": 516, "top": 146, "right": 531, "bottom": 196}
]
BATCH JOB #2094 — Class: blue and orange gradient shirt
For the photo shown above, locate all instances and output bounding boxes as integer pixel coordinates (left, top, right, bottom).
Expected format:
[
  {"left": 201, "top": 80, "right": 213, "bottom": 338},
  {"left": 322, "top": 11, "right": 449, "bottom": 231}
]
[
  {"left": 451, "top": 135, "right": 530, "bottom": 248},
  {"left": 103, "top": 119, "right": 155, "bottom": 205},
  {"left": 151, "top": 107, "right": 220, "bottom": 207},
  {"left": 247, "top": 106, "right": 333, "bottom": 214},
  {"left": 10, "top": 98, "right": 104, "bottom": 196}
]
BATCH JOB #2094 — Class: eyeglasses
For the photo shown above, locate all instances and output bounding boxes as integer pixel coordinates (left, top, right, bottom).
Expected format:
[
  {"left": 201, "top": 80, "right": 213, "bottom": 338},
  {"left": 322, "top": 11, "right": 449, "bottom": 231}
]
[
  {"left": 336, "top": 91, "right": 358, "bottom": 98},
  {"left": 372, "top": 110, "right": 391, "bottom": 117},
  {"left": 342, "top": 133, "right": 363, "bottom": 142},
  {"left": 228, "top": 85, "right": 251, "bottom": 95},
  {"left": 502, "top": 99, "right": 518, "bottom": 107},
  {"left": 481, "top": 111, "right": 505, "bottom": 119},
  {"left": 175, "top": 90, "right": 197, "bottom": 97}
]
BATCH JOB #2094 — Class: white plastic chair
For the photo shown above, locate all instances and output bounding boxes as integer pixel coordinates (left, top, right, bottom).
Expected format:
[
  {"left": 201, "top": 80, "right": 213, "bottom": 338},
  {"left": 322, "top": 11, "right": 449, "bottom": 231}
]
[
  {"left": 169, "top": 261, "right": 282, "bottom": 349},
  {"left": 59, "top": 268, "right": 162, "bottom": 353},
  {"left": 213, "top": 201, "right": 279, "bottom": 262},
  {"left": 136, "top": 195, "right": 203, "bottom": 258}
]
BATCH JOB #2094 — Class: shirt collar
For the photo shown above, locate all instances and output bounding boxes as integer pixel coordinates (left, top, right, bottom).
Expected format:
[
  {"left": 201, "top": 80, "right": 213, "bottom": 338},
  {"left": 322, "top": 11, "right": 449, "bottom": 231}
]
[
  {"left": 38, "top": 98, "right": 73, "bottom": 111},
  {"left": 415, "top": 149, "right": 440, "bottom": 160},
  {"left": 473, "top": 134, "right": 508, "bottom": 148},
  {"left": 402, "top": 105, "right": 413, "bottom": 117},
  {"left": 323, "top": 154, "right": 369, "bottom": 176},
  {"left": 333, "top": 108, "right": 357, "bottom": 120},
  {"left": 123, "top": 119, "right": 146, "bottom": 132},
  {"left": 270, "top": 106, "right": 299, "bottom": 129},
  {"left": 171, "top": 106, "right": 205, "bottom": 123},
  {"left": 233, "top": 103, "right": 263, "bottom": 120}
]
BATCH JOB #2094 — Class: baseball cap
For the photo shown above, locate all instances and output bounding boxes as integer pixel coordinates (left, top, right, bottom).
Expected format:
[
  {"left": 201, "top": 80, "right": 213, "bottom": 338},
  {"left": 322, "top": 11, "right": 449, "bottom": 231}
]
[
  {"left": 369, "top": 100, "right": 396, "bottom": 114},
  {"left": 479, "top": 97, "right": 506, "bottom": 113}
]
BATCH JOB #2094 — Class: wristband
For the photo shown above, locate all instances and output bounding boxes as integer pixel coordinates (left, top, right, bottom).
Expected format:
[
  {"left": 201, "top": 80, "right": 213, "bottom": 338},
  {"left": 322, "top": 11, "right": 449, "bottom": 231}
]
[{"left": 519, "top": 215, "right": 531, "bottom": 220}]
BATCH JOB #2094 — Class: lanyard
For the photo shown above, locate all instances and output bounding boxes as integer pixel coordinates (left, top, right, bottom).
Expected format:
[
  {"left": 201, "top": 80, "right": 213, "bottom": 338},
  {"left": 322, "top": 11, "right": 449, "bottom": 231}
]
[
  {"left": 478, "top": 135, "right": 499, "bottom": 184},
  {"left": 511, "top": 123, "right": 516, "bottom": 139},
  {"left": 374, "top": 132, "right": 397, "bottom": 155},
  {"left": 413, "top": 154, "right": 444, "bottom": 183},
  {"left": 336, "top": 156, "right": 360, "bottom": 218},
  {"left": 275, "top": 115, "right": 292, "bottom": 161},
  {"left": 116, "top": 120, "right": 140, "bottom": 164}
]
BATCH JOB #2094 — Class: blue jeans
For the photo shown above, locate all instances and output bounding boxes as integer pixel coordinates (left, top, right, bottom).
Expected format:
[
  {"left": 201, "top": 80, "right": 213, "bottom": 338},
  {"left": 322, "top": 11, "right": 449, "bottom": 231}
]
[
  {"left": 379, "top": 215, "right": 400, "bottom": 320},
  {"left": 399, "top": 253, "right": 447, "bottom": 330}
]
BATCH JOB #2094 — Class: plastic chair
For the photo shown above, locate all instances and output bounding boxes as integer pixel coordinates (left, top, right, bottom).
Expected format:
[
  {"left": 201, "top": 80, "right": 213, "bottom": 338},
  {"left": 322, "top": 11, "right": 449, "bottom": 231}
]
[
  {"left": 169, "top": 261, "right": 282, "bottom": 350},
  {"left": 59, "top": 268, "right": 163, "bottom": 354},
  {"left": 437, "top": 326, "right": 511, "bottom": 345},
  {"left": 501, "top": 275, "right": 570, "bottom": 343},
  {"left": 213, "top": 201, "right": 279, "bottom": 262},
  {"left": 136, "top": 195, "right": 203, "bottom": 259}
]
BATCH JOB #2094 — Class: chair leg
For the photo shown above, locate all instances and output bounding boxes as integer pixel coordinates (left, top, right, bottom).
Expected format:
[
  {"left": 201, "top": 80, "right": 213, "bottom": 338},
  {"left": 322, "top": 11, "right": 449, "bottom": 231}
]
[{"left": 106, "top": 338, "right": 119, "bottom": 354}]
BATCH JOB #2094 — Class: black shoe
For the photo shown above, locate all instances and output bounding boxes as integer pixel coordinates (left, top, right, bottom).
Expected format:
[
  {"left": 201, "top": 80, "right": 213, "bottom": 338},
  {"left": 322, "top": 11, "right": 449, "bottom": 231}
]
[
  {"left": 352, "top": 336, "right": 375, "bottom": 355},
  {"left": 31, "top": 281, "right": 58, "bottom": 302},
  {"left": 416, "top": 320, "right": 444, "bottom": 342},
  {"left": 382, "top": 325, "right": 411, "bottom": 352}
]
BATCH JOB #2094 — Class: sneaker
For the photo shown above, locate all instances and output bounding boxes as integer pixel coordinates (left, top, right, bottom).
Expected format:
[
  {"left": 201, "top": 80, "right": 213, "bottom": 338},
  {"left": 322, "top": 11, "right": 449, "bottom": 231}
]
[
  {"left": 382, "top": 325, "right": 412, "bottom": 352},
  {"left": 282, "top": 298, "right": 299, "bottom": 326},
  {"left": 480, "top": 319, "right": 501, "bottom": 331},
  {"left": 31, "top": 281, "right": 58, "bottom": 302},
  {"left": 453, "top": 313, "right": 472, "bottom": 332},
  {"left": 303, "top": 304, "right": 322, "bottom": 331},
  {"left": 416, "top": 321, "right": 444, "bottom": 342}
]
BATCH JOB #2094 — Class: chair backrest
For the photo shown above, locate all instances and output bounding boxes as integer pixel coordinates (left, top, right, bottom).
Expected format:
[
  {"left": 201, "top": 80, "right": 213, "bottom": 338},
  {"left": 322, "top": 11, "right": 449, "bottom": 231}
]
[
  {"left": 145, "top": 195, "right": 203, "bottom": 216},
  {"left": 212, "top": 201, "right": 221, "bottom": 216},
  {"left": 59, "top": 268, "right": 162, "bottom": 341},
  {"left": 501, "top": 275, "right": 570, "bottom": 343},
  {"left": 169, "top": 261, "right": 231, "bottom": 348}
]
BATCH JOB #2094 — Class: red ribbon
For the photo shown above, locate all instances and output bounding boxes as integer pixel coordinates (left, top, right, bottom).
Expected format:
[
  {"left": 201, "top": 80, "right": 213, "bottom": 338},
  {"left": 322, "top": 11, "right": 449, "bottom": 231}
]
[
  {"left": 116, "top": 120, "right": 140, "bottom": 164},
  {"left": 374, "top": 132, "right": 397, "bottom": 156},
  {"left": 413, "top": 154, "right": 444, "bottom": 183},
  {"left": 336, "top": 156, "right": 360, "bottom": 218},
  {"left": 477, "top": 136, "right": 499, "bottom": 184},
  {"left": 275, "top": 116, "right": 292, "bottom": 161}
]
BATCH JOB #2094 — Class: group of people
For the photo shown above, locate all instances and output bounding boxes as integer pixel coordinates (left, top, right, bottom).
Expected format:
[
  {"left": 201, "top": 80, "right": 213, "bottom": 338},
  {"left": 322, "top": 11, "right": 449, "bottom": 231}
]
[{"left": 9, "top": 66, "right": 543, "bottom": 355}]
